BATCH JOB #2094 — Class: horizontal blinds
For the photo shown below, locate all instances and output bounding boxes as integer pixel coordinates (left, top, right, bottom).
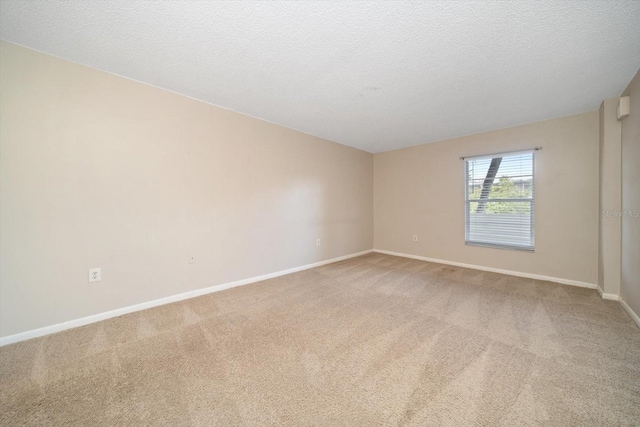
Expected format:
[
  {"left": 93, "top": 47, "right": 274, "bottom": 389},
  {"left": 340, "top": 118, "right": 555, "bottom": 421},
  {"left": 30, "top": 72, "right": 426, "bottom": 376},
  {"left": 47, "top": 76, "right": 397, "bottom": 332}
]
[{"left": 465, "top": 152, "right": 534, "bottom": 251}]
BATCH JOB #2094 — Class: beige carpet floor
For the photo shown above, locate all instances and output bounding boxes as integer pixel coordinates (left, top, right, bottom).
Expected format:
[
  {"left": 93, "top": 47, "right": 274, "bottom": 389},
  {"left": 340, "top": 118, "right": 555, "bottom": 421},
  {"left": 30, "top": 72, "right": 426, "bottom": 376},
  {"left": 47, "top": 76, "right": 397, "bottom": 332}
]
[{"left": 1, "top": 253, "right": 639, "bottom": 426}]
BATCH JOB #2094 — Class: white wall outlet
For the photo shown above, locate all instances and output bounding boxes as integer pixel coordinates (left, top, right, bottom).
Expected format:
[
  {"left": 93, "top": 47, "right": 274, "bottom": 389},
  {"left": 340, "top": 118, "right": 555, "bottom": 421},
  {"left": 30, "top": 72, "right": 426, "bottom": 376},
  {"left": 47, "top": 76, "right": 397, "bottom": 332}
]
[
  {"left": 89, "top": 268, "right": 101, "bottom": 283},
  {"left": 413, "top": 235, "right": 418, "bottom": 242},
  {"left": 188, "top": 254, "right": 196, "bottom": 264},
  {"left": 316, "top": 238, "right": 321, "bottom": 246}
]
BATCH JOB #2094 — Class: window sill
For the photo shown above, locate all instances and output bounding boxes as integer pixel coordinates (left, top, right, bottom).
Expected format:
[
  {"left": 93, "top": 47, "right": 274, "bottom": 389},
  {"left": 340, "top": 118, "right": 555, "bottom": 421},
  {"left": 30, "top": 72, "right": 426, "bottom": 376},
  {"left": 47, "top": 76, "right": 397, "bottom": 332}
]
[{"left": 465, "top": 241, "right": 535, "bottom": 252}]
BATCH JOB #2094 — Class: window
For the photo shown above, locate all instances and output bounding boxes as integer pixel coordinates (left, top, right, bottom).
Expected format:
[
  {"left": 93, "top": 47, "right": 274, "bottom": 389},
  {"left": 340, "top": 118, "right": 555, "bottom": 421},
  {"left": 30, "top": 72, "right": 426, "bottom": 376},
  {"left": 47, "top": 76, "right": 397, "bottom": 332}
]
[{"left": 465, "top": 151, "right": 535, "bottom": 251}]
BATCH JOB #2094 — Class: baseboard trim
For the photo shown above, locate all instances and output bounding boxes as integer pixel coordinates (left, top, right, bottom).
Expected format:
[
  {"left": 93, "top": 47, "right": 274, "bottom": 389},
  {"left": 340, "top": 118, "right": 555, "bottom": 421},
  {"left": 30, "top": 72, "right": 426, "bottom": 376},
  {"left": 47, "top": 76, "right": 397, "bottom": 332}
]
[
  {"left": 620, "top": 297, "right": 640, "bottom": 329},
  {"left": 0, "top": 249, "right": 373, "bottom": 347},
  {"left": 373, "top": 249, "right": 598, "bottom": 289},
  {"left": 597, "top": 287, "right": 620, "bottom": 301}
]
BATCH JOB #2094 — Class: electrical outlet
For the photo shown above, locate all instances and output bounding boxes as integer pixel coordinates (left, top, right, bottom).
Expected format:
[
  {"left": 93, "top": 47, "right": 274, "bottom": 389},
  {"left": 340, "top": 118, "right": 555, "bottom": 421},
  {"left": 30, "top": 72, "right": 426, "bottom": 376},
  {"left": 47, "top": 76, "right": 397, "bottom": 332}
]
[
  {"left": 189, "top": 254, "right": 196, "bottom": 264},
  {"left": 413, "top": 235, "right": 418, "bottom": 242},
  {"left": 89, "top": 268, "right": 101, "bottom": 283},
  {"left": 316, "top": 238, "right": 321, "bottom": 246}
]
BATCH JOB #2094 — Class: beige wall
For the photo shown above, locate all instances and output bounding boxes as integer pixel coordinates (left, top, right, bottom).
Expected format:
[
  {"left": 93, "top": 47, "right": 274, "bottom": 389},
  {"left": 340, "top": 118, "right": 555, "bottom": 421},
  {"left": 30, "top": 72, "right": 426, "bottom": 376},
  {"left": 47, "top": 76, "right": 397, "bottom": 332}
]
[
  {"left": 374, "top": 112, "right": 599, "bottom": 284},
  {"left": 0, "top": 42, "right": 373, "bottom": 338},
  {"left": 598, "top": 98, "right": 622, "bottom": 296},
  {"left": 621, "top": 70, "right": 640, "bottom": 317},
  {"left": 1, "top": 39, "right": 629, "bottom": 339}
]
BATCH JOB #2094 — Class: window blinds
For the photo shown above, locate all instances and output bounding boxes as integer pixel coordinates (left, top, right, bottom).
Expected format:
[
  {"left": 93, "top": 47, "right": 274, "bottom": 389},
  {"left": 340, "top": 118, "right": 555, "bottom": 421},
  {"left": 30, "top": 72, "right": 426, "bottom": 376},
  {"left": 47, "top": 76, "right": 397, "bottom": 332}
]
[{"left": 465, "top": 151, "right": 535, "bottom": 251}]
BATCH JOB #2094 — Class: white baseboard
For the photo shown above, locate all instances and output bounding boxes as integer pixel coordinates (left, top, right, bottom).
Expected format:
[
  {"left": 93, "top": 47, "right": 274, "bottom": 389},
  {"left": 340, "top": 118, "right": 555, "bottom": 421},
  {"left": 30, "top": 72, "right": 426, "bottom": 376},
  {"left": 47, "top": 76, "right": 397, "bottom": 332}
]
[
  {"left": 0, "top": 249, "right": 373, "bottom": 347},
  {"left": 597, "top": 287, "right": 620, "bottom": 301},
  {"left": 376, "top": 249, "right": 639, "bottom": 329},
  {"left": 373, "top": 249, "right": 598, "bottom": 289},
  {"left": 620, "top": 297, "right": 640, "bottom": 329}
]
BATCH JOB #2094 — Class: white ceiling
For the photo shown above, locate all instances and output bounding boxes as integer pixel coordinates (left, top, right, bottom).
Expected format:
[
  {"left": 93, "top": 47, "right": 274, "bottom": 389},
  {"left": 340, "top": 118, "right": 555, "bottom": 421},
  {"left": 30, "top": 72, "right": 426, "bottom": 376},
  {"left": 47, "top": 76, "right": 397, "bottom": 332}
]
[{"left": 1, "top": 1, "right": 639, "bottom": 153}]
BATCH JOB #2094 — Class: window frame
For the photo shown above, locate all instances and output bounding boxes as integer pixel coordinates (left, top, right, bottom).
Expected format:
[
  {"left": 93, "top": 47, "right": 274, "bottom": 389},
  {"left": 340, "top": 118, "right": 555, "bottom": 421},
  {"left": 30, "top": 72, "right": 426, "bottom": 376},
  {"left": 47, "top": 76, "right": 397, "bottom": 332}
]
[{"left": 464, "top": 150, "right": 536, "bottom": 252}]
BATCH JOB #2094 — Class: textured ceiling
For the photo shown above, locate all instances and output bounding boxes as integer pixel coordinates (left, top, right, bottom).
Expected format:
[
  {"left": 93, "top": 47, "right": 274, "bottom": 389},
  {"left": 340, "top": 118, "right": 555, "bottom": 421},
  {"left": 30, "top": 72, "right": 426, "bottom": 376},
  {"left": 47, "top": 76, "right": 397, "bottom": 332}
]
[{"left": 1, "top": 1, "right": 639, "bottom": 153}]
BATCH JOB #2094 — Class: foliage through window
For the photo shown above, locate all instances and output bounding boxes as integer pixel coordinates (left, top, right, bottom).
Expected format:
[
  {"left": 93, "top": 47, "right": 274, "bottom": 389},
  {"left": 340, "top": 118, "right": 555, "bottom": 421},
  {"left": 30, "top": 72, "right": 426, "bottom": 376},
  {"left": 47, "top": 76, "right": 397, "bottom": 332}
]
[{"left": 465, "top": 151, "right": 534, "bottom": 251}]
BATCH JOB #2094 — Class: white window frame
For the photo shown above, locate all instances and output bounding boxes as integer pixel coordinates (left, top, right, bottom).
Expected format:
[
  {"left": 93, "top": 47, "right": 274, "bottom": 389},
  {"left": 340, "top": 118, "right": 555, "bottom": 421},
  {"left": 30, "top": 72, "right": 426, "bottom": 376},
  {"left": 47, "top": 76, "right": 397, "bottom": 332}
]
[{"left": 464, "top": 149, "right": 536, "bottom": 252}]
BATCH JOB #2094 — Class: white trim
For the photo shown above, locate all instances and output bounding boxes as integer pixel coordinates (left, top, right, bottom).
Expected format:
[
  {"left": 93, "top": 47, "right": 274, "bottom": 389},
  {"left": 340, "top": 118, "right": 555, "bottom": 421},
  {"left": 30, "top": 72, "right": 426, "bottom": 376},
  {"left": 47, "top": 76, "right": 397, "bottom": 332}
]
[
  {"left": 597, "top": 287, "right": 620, "bottom": 301},
  {"left": 0, "top": 249, "right": 373, "bottom": 347},
  {"left": 460, "top": 147, "right": 541, "bottom": 161},
  {"left": 373, "top": 249, "right": 597, "bottom": 289},
  {"left": 620, "top": 297, "right": 640, "bottom": 329}
]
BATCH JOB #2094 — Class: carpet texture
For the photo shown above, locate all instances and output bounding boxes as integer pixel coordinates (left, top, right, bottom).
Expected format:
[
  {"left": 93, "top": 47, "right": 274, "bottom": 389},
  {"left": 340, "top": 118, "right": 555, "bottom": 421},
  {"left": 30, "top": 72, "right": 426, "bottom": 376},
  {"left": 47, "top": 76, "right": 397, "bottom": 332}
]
[{"left": 1, "top": 253, "right": 639, "bottom": 426}]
